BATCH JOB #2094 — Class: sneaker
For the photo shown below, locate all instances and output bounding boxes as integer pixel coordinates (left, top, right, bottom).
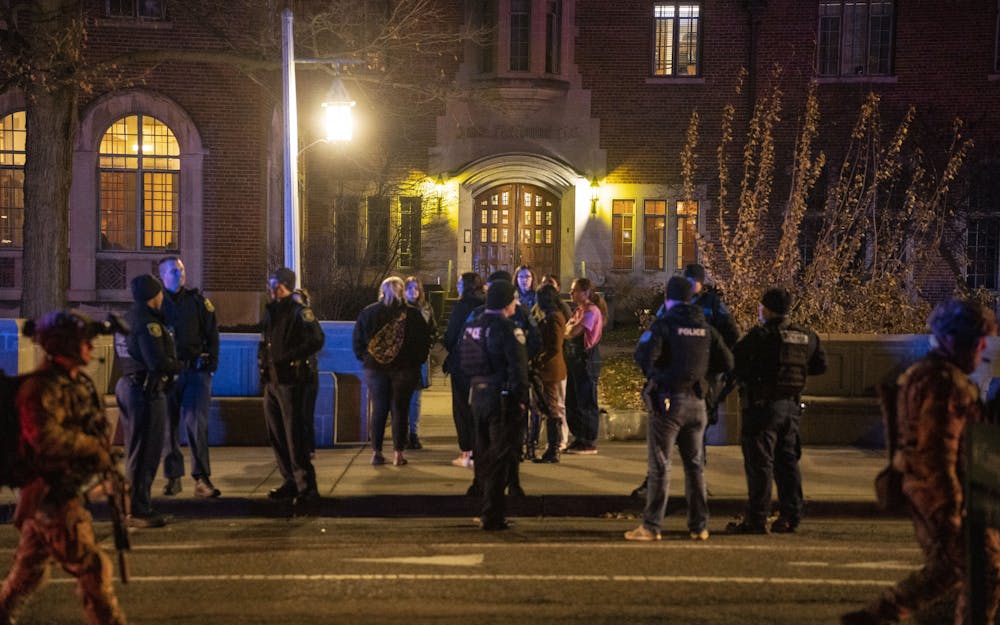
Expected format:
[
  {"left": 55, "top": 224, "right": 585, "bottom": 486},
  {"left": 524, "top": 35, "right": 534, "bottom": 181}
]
[
  {"left": 566, "top": 444, "right": 598, "bottom": 455},
  {"left": 267, "top": 482, "right": 297, "bottom": 500},
  {"left": 690, "top": 529, "right": 710, "bottom": 541},
  {"left": 371, "top": 451, "right": 386, "bottom": 466},
  {"left": 393, "top": 453, "right": 408, "bottom": 466},
  {"left": 127, "top": 512, "right": 169, "bottom": 528},
  {"left": 624, "top": 525, "right": 661, "bottom": 542},
  {"left": 293, "top": 490, "right": 320, "bottom": 507},
  {"left": 407, "top": 433, "right": 423, "bottom": 450},
  {"left": 725, "top": 520, "right": 768, "bottom": 535},
  {"left": 630, "top": 478, "right": 648, "bottom": 499},
  {"left": 770, "top": 517, "right": 798, "bottom": 534},
  {"left": 564, "top": 440, "right": 585, "bottom": 452},
  {"left": 162, "top": 477, "right": 182, "bottom": 496},
  {"left": 507, "top": 485, "right": 525, "bottom": 497},
  {"left": 465, "top": 482, "right": 482, "bottom": 497},
  {"left": 451, "top": 454, "right": 474, "bottom": 468},
  {"left": 533, "top": 448, "right": 560, "bottom": 464},
  {"left": 193, "top": 477, "right": 221, "bottom": 499},
  {"left": 481, "top": 519, "right": 513, "bottom": 531}
]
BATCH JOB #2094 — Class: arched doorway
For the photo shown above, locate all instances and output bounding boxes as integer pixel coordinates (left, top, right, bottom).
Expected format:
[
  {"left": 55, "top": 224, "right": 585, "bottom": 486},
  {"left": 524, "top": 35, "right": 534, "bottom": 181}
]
[{"left": 471, "top": 183, "right": 559, "bottom": 278}]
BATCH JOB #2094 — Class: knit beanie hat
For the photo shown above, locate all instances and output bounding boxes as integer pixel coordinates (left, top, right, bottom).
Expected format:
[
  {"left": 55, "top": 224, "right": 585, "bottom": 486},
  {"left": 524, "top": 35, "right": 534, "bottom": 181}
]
[
  {"left": 131, "top": 274, "right": 163, "bottom": 302},
  {"left": 486, "top": 280, "right": 516, "bottom": 310},
  {"left": 761, "top": 287, "right": 792, "bottom": 315},
  {"left": 665, "top": 276, "right": 693, "bottom": 302}
]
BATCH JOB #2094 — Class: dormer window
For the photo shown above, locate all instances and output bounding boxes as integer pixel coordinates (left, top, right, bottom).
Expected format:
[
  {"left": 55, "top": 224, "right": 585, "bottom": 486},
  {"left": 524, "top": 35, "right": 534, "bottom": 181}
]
[{"left": 471, "top": 0, "right": 569, "bottom": 79}]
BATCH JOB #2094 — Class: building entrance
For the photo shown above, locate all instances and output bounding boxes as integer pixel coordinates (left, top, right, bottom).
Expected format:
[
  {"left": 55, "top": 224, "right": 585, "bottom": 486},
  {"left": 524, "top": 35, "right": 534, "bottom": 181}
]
[{"left": 471, "top": 183, "right": 559, "bottom": 279}]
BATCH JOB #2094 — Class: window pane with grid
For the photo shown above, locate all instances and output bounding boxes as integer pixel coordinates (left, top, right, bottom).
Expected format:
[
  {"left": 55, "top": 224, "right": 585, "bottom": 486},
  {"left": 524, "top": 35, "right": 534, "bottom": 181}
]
[
  {"left": 142, "top": 172, "right": 178, "bottom": 250},
  {"left": 967, "top": 218, "right": 1000, "bottom": 290},
  {"left": 676, "top": 201, "right": 698, "bottom": 269},
  {"left": 613, "top": 200, "right": 634, "bottom": 271},
  {"left": 367, "top": 196, "right": 391, "bottom": 266},
  {"left": 137, "top": 0, "right": 165, "bottom": 19},
  {"left": 653, "top": 4, "right": 675, "bottom": 76},
  {"left": 677, "top": 5, "right": 699, "bottom": 75},
  {"left": 105, "top": 0, "right": 134, "bottom": 18},
  {"left": 398, "top": 196, "right": 422, "bottom": 269},
  {"left": 817, "top": 1, "right": 893, "bottom": 77},
  {"left": 546, "top": 0, "right": 562, "bottom": 73},
  {"left": 644, "top": 200, "right": 666, "bottom": 271},
  {"left": 99, "top": 114, "right": 179, "bottom": 251},
  {"left": 100, "top": 171, "right": 138, "bottom": 251},
  {"left": 510, "top": 0, "right": 531, "bottom": 71},
  {"left": 0, "top": 111, "right": 26, "bottom": 248}
]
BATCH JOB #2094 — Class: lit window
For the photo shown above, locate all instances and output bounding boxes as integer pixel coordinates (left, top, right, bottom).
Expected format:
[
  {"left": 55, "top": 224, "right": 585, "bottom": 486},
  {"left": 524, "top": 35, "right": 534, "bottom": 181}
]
[
  {"left": 398, "top": 197, "right": 422, "bottom": 269},
  {"left": 966, "top": 170, "right": 1000, "bottom": 290},
  {"left": 653, "top": 2, "right": 701, "bottom": 77},
  {"left": 0, "top": 111, "right": 25, "bottom": 248},
  {"left": 613, "top": 200, "right": 635, "bottom": 271},
  {"left": 99, "top": 115, "right": 179, "bottom": 251},
  {"left": 676, "top": 200, "right": 698, "bottom": 269},
  {"left": 817, "top": 1, "right": 893, "bottom": 77},
  {"left": 643, "top": 200, "right": 666, "bottom": 271}
]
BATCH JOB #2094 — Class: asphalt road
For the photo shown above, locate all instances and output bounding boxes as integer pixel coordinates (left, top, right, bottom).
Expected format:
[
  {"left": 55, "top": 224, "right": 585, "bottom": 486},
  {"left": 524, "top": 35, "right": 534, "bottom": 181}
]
[{"left": 0, "top": 516, "right": 956, "bottom": 625}]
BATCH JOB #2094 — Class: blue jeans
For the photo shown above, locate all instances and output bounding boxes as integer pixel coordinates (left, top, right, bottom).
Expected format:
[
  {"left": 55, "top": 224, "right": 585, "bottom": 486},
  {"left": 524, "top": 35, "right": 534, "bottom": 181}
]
[
  {"left": 643, "top": 392, "right": 708, "bottom": 534},
  {"left": 365, "top": 367, "right": 419, "bottom": 452},
  {"left": 565, "top": 345, "right": 601, "bottom": 444},
  {"left": 407, "top": 362, "right": 429, "bottom": 434},
  {"left": 162, "top": 369, "right": 213, "bottom": 480}
]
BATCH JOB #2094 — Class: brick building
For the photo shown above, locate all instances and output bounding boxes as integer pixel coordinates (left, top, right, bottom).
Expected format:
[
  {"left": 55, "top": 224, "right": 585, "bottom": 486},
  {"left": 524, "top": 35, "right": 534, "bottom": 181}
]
[{"left": 1, "top": 0, "right": 998, "bottom": 325}]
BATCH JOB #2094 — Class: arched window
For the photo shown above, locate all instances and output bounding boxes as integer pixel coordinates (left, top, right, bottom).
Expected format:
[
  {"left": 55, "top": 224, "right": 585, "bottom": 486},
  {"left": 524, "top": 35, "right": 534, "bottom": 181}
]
[
  {"left": 0, "top": 111, "right": 25, "bottom": 248},
  {"left": 98, "top": 114, "right": 179, "bottom": 251}
]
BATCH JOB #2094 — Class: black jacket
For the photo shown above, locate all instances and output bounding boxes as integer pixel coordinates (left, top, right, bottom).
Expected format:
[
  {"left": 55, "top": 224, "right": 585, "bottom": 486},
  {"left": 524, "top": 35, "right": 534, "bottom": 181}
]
[
  {"left": 161, "top": 286, "right": 220, "bottom": 371},
  {"left": 478, "top": 312, "right": 530, "bottom": 405},
  {"left": 733, "top": 317, "right": 827, "bottom": 399},
  {"left": 443, "top": 291, "right": 485, "bottom": 374},
  {"left": 353, "top": 301, "right": 431, "bottom": 370},
  {"left": 262, "top": 295, "right": 325, "bottom": 383},
  {"left": 117, "top": 303, "right": 180, "bottom": 378},
  {"left": 635, "top": 302, "right": 733, "bottom": 395}
]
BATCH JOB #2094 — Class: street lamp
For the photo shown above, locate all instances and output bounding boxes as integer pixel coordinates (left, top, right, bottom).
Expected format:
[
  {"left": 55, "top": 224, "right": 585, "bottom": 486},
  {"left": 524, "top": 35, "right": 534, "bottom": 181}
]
[{"left": 281, "top": 8, "right": 362, "bottom": 286}]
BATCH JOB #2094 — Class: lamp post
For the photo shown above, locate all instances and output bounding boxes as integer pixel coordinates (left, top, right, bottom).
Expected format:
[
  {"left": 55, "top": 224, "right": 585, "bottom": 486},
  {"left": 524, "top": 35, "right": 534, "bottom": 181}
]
[{"left": 281, "top": 8, "right": 361, "bottom": 286}]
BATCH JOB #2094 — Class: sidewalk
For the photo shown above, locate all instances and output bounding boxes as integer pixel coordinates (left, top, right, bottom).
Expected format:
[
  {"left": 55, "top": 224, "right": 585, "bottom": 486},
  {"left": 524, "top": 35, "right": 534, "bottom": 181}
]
[{"left": 1, "top": 380, "right": 891, "bottom": 522}]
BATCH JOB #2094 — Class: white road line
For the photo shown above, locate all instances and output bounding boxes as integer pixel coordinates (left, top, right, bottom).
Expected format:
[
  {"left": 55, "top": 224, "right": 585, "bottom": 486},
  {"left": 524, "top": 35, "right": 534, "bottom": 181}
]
[
  {"left": 46, "top": 573, "right": 893, "bottom": 587},
  {"left": 345, "top": 554, "right": 484, "bottom": 566}
]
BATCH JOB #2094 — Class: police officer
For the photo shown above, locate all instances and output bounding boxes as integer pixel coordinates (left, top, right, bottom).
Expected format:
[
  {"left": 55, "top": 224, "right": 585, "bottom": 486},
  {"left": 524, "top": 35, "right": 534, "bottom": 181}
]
[
  {"left": 842, "top": 299, "right": 1000, "bottom": 625},
  {"left": 291, "top": 288, "right": 319, "bottom": 458},
  {"left": 625, "top": 277, "right": 733, "bottom": 542},
  {"left": 261, "top": 267, "right": 325, "bottom": 506},
  {"left": 443, "top": 272, "right": 486, "bottom": 469},
  {"left": 462, "top": 279, "right": 529, "bottom": 530},
  {"left": 728, "top": 287, "right": 827, "bottom": 534},
  {"left": 158, "top": 255, "right": 221, "bottom": 498},
  {"left": 115, "top": 274, "right": 179, "bottom": 528},
  {"left": 1, "top": 311, "right": 128, "bottom": 625}
]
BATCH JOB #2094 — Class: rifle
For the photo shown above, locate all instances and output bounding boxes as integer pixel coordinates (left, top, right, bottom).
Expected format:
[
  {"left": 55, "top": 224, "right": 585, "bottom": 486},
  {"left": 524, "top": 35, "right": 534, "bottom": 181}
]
[{"left": 102, "top": 454, "right": 131, "bottom": 584}]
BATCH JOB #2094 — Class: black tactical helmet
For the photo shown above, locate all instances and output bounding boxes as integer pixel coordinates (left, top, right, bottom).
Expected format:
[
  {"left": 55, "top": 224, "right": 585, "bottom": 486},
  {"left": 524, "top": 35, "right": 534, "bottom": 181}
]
[{"left": 23, "top": 310, "right": 129, "bottom": 357}]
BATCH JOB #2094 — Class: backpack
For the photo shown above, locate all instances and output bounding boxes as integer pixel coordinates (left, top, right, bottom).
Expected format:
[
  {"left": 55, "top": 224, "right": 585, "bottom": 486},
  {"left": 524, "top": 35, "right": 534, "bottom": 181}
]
[
  {"left": 0, "top": 370, "right": 30, "bottom": 489},
  {"left": 367, "top": 309, "right": 407, "bottom": 365},
  {"left": 459, "top": 316, "right": 494, "bottom": 378}
]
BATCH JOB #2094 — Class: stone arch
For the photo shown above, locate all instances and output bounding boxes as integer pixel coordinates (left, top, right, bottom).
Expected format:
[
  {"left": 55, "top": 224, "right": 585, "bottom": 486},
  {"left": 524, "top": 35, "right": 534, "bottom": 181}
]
[{"left": 70, "top": 90, "right": 207, "bottom": 301}]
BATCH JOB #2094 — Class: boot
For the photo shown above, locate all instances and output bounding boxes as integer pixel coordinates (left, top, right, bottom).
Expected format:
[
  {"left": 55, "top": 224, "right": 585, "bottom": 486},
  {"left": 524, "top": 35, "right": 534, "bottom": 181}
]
[{"left": 534, "top": 446, "right": 560, "bottom": 464}]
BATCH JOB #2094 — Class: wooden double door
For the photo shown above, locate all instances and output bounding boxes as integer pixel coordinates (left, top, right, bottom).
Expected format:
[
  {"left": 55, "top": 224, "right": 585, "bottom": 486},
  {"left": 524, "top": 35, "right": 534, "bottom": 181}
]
[{"left": 471, "top": 183, "right": 559, "bottom": 279}]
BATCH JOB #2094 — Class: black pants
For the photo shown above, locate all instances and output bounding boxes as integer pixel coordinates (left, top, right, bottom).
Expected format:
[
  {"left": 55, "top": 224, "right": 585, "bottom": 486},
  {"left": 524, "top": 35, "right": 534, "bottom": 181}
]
[
  {"left": 263, "top": 382, "right": 317, "bottom": 495},
  {"left": 450, "top": 371, "right": 474, "bottom": 452},
  {"left": 115, "top": 376, "right": 165, "bottom": 516},
  {"left": 470, "top": 383, "right": 520, "bottom": 527},
  {"left": 740, "top": 398, "right": 802, "bottom": 528}
]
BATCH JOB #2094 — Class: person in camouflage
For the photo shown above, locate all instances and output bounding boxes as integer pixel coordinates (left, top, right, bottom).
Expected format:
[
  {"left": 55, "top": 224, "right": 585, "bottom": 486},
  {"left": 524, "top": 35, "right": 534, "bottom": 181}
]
[
  {"left": 0, "top": 310, "right": 128, "bottom": 625},
  {"left": 842, "top": 299, "right": 1000, "bottom": 625}
]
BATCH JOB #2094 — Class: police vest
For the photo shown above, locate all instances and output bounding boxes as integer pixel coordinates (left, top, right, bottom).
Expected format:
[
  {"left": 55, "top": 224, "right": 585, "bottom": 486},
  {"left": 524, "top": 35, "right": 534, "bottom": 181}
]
[
  {"left": 459, "top": 316, "right": 494, "bottom": 378},
  {"left": 652, "top": 318, "right": 711, "bottom": 391},
  {"left": 772, "top": 326, "right": 811, "bottom": 396}
]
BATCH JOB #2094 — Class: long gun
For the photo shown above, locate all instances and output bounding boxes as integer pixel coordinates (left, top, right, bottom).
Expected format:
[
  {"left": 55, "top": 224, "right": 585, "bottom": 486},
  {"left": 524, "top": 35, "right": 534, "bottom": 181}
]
[{"left": 103, "top": 455, "right": 131, "bottom": 584}]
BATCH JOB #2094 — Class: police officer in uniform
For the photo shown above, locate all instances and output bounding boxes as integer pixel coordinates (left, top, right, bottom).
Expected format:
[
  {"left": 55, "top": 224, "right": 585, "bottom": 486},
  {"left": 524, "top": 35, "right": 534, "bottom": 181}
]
[
  {"left": 158, "top": 255, "right": 221, "bottom": 498},
  {"left": 728, "top": 287, "right": 827, "bottom": 534},
  {"left": 260, "top": 268, "right": 325, "bottom": 506},
  {"left": 842, "top": 300, "right": 1000, "bottom": 625},
  {"left": 115, "top": 274, "right": 179, "bottom": 528},
  {"left": 625, "top": 277, "right": 733, "bottom": 542},
  {"left": 462, "top": 280, "right": 529, "bottom": 531},
  {"left": 1, "top": 311, "right": 129, "bottom": 625}
]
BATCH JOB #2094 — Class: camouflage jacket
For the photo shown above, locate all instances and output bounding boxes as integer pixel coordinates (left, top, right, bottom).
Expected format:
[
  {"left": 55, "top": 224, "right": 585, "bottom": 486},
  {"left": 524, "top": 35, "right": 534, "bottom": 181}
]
[
  {"left": 16, "top": 363, "right": 114, "bottom": 500},
  {"left": 894, "top": 350, "right": 983, "bottom": 521}
]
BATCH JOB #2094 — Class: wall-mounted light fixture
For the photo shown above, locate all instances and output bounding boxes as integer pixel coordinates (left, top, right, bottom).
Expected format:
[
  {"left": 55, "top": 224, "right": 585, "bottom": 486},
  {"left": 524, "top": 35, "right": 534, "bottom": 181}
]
[{"left": 590, "top": 178, "right": 601, "bottom": 216}]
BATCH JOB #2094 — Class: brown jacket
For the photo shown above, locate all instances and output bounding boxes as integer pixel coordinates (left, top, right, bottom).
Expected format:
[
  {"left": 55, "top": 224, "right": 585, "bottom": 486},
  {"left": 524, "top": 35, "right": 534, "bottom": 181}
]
[{"left": 535, "top": 309, "right": 567, "bottom": 383}]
